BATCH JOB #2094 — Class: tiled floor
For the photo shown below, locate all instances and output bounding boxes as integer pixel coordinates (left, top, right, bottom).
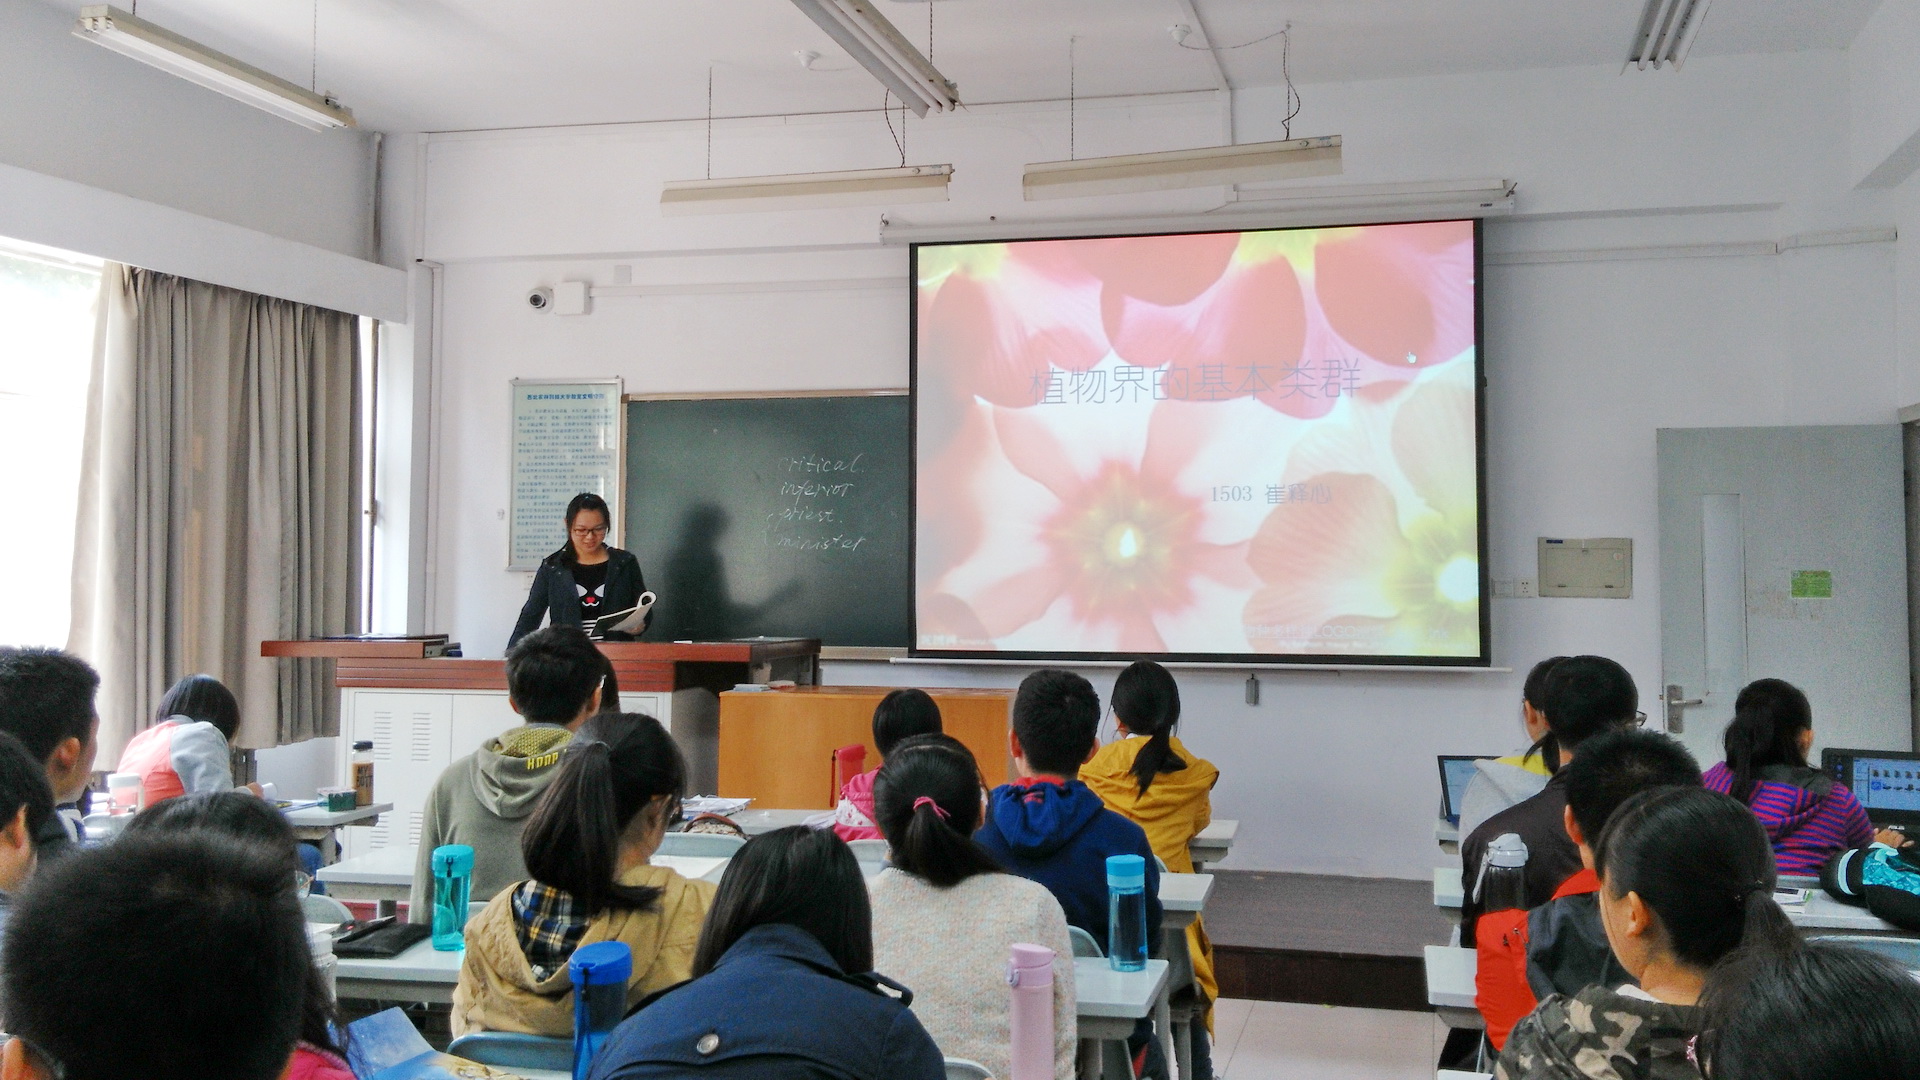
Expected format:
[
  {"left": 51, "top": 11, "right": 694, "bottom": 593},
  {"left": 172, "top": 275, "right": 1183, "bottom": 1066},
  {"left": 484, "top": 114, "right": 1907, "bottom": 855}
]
[{"left": 1207, "top": 998, "right": 1449, "bottom": 1079}]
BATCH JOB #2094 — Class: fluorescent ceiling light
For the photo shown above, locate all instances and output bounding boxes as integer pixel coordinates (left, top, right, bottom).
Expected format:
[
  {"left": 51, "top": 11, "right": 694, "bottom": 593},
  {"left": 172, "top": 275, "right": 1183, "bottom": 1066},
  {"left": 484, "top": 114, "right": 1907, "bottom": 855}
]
[
  {"left": 1230, "top": 178, "right": 1516, "bottom": 216},
  {"left": 73, "top": 5, "right": 354, "bottom": 131},
  {"left": 1024, "top": 136, "right": 1342, "bottom": 201},
  {"left": 1626, "top": 0, "right": 1712, "bottom": 71},
  {"left": 788, "top": 0, "right": 957, "bottom": 117},
  {"left": 660, "top": 164, "right": 953, "bottom": 215}
]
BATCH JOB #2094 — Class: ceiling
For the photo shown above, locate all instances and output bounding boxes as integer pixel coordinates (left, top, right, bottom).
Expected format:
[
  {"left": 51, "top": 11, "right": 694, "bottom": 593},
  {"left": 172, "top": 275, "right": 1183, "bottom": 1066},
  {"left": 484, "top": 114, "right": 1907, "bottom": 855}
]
[{"left": 39, "top": 0, "right": 1885, "bottom": 133}]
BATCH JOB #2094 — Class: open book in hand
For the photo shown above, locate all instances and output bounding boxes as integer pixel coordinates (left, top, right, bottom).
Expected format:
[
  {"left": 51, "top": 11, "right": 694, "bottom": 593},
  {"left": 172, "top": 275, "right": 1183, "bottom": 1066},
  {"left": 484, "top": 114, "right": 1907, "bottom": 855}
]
[{"left": 593, "top": 590, "right": 657, "bottom": 638}]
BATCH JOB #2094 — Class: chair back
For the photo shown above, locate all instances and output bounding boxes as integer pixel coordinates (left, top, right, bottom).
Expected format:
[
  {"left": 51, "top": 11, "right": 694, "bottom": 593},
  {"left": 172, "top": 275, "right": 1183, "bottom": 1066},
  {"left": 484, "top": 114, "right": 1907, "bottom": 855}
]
[
  {"left": 301, "top": 893, "right": 355, "bottom": 924},
  {"left": 1068, "top": 925, "right": 1103, "bottom": 958},
  {"left": 447, "top": 1032, "right": 574, "bottom": 1071},
  {"left": 832, "top": 743, "right": 868, "bottom": 803},
  {"left": 943, "top": 1058, "right": 994, "bottom": 1080},
  {"left": 657, "top": 831, "right": 749, "bottom": 858}
]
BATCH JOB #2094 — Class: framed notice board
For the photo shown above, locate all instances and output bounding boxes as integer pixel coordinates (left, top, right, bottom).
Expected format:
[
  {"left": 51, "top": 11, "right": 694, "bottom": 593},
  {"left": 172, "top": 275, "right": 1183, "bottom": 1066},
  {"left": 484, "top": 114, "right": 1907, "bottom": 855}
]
[{"left": 509, "top": 379, "right": 623, "bottom": 569}]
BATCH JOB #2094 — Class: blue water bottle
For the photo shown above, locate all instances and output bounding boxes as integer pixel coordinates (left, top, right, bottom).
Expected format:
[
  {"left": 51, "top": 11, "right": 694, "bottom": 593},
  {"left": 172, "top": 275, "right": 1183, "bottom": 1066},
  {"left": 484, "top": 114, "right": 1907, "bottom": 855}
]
[
  {"left": 429, "top": 844, "right": 474, "bottom": 951},
  {"left": 1106, "top": 854, "right": 1148, "bottom": 971},
  {"left": 570, "top": 940, "right": 633, "bottom": 1080}
]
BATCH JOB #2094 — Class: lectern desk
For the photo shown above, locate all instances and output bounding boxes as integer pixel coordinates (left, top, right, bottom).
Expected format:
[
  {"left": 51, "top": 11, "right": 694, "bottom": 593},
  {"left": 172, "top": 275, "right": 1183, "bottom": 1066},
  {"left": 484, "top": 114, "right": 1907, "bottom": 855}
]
[{"left": 261, "top": 638, "right": 819, "bottom": 859}]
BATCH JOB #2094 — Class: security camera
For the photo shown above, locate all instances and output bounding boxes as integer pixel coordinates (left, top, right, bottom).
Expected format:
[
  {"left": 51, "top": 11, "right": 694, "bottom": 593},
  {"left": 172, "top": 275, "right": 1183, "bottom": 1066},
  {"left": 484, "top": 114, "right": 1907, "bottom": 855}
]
[{"left": 526, "top": 286, "right": 553, "bottom": 311}]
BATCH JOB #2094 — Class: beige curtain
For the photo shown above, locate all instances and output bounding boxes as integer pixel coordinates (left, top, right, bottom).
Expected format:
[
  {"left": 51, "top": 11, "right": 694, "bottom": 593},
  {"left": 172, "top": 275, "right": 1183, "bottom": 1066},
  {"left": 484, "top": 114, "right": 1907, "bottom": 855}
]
[{"left": 69, "top": 265, "right": 361, "bottom": 761}]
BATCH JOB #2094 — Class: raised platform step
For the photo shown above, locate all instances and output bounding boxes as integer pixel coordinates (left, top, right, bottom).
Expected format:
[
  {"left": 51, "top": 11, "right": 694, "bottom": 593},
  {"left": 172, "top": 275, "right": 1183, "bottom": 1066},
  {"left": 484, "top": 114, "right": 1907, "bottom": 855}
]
[{"left": 1207, "top": 870, "right": 1451, "bottom": 1012}]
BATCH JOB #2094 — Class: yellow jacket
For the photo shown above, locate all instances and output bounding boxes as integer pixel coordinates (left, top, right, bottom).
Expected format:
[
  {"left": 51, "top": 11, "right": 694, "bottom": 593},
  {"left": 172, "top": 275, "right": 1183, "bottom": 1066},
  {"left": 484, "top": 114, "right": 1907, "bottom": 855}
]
[
  {"left": 1080, "top": 734, "right": 1220, "bottom": 1010},
  {"left": 453, "top": 863, "right": 717, "bottom": 1038}
]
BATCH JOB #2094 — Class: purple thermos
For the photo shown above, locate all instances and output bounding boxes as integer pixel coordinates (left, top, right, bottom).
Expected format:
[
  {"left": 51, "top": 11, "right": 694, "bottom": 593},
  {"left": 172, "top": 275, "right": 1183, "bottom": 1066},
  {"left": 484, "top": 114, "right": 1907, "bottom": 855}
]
[{"left": 1006, "top": 942, "right": 1056, "bottom": 1080}]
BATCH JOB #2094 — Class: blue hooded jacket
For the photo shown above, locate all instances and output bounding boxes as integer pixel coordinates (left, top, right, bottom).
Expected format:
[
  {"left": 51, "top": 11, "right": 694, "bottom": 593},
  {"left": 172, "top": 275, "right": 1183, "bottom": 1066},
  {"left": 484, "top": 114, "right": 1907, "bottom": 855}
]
[{"left": 975, "top": 777, "right": 1163, "bottom": 948}]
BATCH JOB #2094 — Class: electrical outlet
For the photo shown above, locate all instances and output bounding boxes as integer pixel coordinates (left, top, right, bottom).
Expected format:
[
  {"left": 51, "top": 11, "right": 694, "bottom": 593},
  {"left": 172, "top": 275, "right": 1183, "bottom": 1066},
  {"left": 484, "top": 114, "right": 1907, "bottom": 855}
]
[{"left": 1517, "top": 578, "right": 1536, "bottom": 598}]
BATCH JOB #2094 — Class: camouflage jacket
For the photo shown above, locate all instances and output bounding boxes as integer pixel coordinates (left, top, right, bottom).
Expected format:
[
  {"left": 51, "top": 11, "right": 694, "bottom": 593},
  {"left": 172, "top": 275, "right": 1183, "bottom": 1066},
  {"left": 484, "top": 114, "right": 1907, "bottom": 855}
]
[{"left": 1494, "top": 985, "right": 1701, "bottom": 1080}]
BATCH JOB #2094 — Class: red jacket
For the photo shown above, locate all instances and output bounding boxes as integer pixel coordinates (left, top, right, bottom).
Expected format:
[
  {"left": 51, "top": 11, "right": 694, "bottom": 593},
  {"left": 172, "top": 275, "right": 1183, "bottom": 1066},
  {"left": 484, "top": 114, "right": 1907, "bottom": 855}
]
[{"left": 1474, "top": 867, "right": 1600, "bottom": 1051}]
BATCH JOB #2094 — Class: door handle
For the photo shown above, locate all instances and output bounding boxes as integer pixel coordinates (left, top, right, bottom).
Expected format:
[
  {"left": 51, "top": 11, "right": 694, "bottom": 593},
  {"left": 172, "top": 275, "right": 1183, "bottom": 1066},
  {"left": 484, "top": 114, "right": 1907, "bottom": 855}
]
[{"left": 1664, "top": 684, "right": 1704, "bottom": 733}]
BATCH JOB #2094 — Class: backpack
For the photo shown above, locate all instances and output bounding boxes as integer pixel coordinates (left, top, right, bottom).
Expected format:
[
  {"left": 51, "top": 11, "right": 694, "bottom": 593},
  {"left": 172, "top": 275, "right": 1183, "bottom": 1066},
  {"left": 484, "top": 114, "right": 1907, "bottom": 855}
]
[{"left": 1821, "top": 842, "right": 1920, "bottom": 931}]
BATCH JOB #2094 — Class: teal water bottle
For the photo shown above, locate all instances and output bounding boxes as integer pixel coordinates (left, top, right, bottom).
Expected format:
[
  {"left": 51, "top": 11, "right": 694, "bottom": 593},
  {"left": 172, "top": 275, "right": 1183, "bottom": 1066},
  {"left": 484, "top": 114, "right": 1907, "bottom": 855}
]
[
  {"left": 430, "top": 844, "right": 474, "bottom": 951},
  {"left": 570, "top": 940, "right": 633, "bottom": 1080},
  {"left": 1106, "top": 854, "right": 1148, "bottom": 972}
]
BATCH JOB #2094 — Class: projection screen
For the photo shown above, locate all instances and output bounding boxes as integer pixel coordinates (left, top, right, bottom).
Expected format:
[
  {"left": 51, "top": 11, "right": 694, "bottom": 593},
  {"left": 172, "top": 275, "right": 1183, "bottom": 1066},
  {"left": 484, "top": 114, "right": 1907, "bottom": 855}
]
[{"left": 910, "top": 220, "right": 1487, "bottom": 665}]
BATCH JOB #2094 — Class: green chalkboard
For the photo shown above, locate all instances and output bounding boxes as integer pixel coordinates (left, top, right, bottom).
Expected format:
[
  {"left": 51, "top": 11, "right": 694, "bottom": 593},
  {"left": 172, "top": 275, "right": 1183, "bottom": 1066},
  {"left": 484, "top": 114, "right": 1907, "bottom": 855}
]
[{"left": 623, "top": 395, "right": 910, "bottom": 647}]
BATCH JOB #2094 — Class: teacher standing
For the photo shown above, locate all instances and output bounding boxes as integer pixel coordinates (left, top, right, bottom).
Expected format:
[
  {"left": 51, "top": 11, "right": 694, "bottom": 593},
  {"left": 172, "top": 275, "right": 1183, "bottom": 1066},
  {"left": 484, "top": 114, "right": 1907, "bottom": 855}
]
[{"left": 509, "top": 492, "right": 649, "bottom": 648}]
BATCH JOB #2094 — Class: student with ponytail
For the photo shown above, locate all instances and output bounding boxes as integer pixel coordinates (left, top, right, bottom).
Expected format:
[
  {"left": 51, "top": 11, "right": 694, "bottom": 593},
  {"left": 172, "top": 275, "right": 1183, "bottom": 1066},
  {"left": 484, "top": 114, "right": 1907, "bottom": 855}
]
[
  {"left": 1457, "top": 656, "right": 1569, "bottom": 840},
  {"left": 1080, "top": 660, "right": 1222, "bottom": 1075},
  {"left": 867, "top": 734, "right": 1077, "bottom": 1080},
  {"left": 453, "top": 712, "right": 716, "bottom": 1037},
  {"left": 1495, "top": 786, "right": 1796, "bottom": 1080},
  {"left": 1702, "top": 678, "right": 1871, "bottom": 874}
]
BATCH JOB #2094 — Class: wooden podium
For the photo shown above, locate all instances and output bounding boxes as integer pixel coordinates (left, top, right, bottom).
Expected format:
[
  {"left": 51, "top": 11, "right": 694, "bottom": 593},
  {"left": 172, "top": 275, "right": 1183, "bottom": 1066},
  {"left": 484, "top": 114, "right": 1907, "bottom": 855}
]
[
  {"left": 718, "top": 686, "right": 1013, "bottom": 809},
  {"left": 261, "top": 637, "right": 820, "bottom": 856}
]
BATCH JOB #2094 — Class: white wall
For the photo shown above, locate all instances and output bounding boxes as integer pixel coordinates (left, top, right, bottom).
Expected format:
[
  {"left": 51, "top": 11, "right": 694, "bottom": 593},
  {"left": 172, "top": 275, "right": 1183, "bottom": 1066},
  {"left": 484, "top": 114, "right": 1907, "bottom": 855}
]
[
  {"left": 411, "top": 49, "right": 1902, "bottom": 878},
  {"left": 0, "top": 0, "right": 374, "bottom": 261}
]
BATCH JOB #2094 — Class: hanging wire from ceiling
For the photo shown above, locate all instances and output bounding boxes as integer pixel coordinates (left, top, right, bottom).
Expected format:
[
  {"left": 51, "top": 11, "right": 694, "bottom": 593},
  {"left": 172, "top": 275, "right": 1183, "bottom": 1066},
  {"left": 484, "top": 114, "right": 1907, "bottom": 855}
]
[
  {"left": 705, "top": 65, "right": 713, "bottom": 180},
  {"left": 310, "top": 0, "right": 319, "bottom": 94},
  {"left": 1174, "top": 23, "right": 1292, "bottom": 51},
  {"left": 1280, "top": 22, "right": 1299, "bottom": 139},
  {"left": 1068, "top": 36, "right": 1076, "bottom": 161},
  {"left": 884, "top": 89, "right": 907, "bottom": 167}
]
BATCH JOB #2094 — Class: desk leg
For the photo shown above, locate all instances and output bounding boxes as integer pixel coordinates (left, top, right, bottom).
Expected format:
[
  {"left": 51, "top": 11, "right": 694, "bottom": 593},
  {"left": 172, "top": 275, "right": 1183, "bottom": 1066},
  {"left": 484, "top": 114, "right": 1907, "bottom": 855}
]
[
  {"left": 1174, "top": 1019, "right": 1193, "bottom": 1080},
  {"left": 1079, "top": 1039, "right": 1100, "bottom": 1079},
  {"left": 375, "top": 899, "right": 397, "bottom": 919},
  {"left": 1155, "top": 988, "right": 1173, "bottom": 1080}
]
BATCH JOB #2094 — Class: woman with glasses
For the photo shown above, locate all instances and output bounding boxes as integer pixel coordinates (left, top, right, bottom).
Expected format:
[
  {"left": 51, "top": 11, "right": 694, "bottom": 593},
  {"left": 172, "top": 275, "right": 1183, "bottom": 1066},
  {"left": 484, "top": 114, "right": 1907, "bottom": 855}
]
[
  {"left": 454, "top": 712, "right": 716, "bottom": 1037},
  {"left": 510, "top": 492, "right": 650, "bottom": 648}
]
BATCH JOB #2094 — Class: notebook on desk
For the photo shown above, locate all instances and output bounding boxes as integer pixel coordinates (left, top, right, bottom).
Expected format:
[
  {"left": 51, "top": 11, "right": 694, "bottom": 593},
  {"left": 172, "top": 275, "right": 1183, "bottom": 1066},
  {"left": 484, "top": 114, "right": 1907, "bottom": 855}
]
[{"left": 1437, "top": 755, "right": 1494, "bottom": 827}]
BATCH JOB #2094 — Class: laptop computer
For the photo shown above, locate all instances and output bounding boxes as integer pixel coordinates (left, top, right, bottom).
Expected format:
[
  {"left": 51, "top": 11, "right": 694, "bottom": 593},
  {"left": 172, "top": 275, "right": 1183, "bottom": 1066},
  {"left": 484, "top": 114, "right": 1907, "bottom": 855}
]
[
  {"left": 1822, "top": 747, "right": 1920, "bottom": 830},
  {"left": 1438, "top": 755, "right": 1494, "bottom": 827}
]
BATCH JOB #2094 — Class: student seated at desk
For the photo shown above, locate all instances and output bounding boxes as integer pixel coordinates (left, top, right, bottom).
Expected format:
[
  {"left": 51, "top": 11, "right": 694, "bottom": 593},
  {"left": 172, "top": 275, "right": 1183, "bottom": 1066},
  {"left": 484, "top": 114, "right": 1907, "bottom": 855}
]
[
  {"left": 833, "top": 688, "right": 942, "bottom": 842},
  {"left": 454, "top": 712, "right": 715, "bottom": 1038},
  {"left": 0, "top": 731, "right": 53, "bottom": 964},
  {"left": 1458, "top": 657, "right": 1568, "bottom": 841},
  {"left": 124, "top": 791, "right": 353, "bottom": 1080},
  {"left": 0, "top": 647, "right": 101, "bottom": 857},
  {"left": 586, "top": 827, "right": 944, "bottom": 1080},
  {"left": 410, "top": 626, "right": 605, "bottom": 924},
  {"left": 116, "top": 674, "right": 265, "bottom": 805},
  {"left": 977, "top": 669, "right": 1164, "bottom": 1077},
  {"left": 1696, "top": 940, "right": 1920, "bottom": 1080},
  {"left": 1494, "top": 786, "right": 1794, "bottom": 1080},
  {"left": 0, "top": 832, "right": 312, "bottom": 1080},
  {"left": 1463, "top": 656, "right": 1639, "bottom": 947},
  {"left": 1080, "top": 660, "right": 1220, "bottom": 1080},
  {"left": 1702, "top": 679, "right": 1872, "bottom": 876},
  {"left": 869, "top": 733, "right": 1076, "bottom": 1080},
  {"left": 1477, "top": 730, "right": 1702, "bottom": 1051}
]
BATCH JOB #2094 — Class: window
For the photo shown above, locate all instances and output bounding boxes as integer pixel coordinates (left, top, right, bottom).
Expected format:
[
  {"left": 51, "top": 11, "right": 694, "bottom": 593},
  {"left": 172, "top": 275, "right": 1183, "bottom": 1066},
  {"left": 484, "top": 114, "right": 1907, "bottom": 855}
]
[{"left": 0, "top": 240, "right": 102, "bottom": 647}]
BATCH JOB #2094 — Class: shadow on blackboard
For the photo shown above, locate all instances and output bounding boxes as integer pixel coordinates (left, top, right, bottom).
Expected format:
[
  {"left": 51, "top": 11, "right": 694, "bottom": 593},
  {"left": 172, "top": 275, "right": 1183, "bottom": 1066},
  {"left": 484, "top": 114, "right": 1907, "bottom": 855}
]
[{"left": 659, "top": 503, "right": 802, "bottom": 640}]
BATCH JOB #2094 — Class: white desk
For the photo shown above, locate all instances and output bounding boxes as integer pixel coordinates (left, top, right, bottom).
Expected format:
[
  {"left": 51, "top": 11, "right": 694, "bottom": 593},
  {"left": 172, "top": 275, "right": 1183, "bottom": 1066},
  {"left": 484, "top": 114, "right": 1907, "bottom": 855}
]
[
  {"left": 1784, "top": 891, "right": 1908, "bottom": 933},
  {"left": 1189, "top": 820, "right": 1237, "bottom": 871},
  {"left": 728, "top": 808, "right": 824, "bottom": 834},
  {"left": 316, "top": 845, "right": 415, "bottom": 917},
  {"left": 287, "top": 802, "right": 393, "bottom": 863},
  {"left": 1424, "top": 945, "right": 1477, "bottom": 1010},
  {"left": 1439, "top": 1073, "right": 1494, "bottom": 1080},
  {"left": 1435, "top": 866, "right": 1464, "bottom": 910}
]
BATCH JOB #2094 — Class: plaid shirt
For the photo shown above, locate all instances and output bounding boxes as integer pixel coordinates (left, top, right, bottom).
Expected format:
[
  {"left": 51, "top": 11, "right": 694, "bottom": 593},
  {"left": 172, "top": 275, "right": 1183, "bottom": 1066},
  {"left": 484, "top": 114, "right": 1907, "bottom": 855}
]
[{"left": 513, "top": 880, "right": 592, "bottom": 980}]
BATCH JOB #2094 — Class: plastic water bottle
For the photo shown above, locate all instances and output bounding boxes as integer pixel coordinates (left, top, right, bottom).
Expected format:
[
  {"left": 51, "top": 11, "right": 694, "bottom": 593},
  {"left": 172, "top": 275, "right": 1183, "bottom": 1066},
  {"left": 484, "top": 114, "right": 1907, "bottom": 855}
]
[
  {"left": 1106, "top": 854, "right": 1148, "bottom": 972},
  {"left": 1006, "top": 943, "right": 1055, "bottom": 1080},
  {"left": 430, "top": 844, "right": 474, "bottom": 951},
  {"left": 570, "top": 941, "right": 633, "bottom": 1080},
  {"left": 1475, "top": 832, "right": 1530, "bottom": 913}
]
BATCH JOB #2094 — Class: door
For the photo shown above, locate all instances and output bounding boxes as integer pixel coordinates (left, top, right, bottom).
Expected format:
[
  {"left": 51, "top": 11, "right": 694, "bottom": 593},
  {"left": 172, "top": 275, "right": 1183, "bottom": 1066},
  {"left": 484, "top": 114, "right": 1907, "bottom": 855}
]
[{"left": 1658, "top": 425, "right": 1911, "bottom": 767}]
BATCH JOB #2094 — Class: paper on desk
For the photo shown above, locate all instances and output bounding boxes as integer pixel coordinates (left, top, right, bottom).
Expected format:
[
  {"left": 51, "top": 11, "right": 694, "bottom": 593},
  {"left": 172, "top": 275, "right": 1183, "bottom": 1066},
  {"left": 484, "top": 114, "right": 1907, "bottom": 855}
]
[
  {"left": 1772, "top": 887, "right": 1810, "bottom": 911},
  {"left": 653, "top": 854, "right": 729, "bottom": 882},
  {"left": 682, "top": 796, "right": 751, "bottom": 817},
  {"left": 347, "top": 1007, "right": 537, "bottom": 1080}
]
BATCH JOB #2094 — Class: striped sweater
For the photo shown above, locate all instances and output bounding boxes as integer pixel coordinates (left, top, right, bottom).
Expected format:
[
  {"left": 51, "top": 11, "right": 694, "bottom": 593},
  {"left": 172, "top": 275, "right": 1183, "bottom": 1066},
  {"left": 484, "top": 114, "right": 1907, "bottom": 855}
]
[{"left": 1704, "top": 761, "right": 1873, "bottom": 875}]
